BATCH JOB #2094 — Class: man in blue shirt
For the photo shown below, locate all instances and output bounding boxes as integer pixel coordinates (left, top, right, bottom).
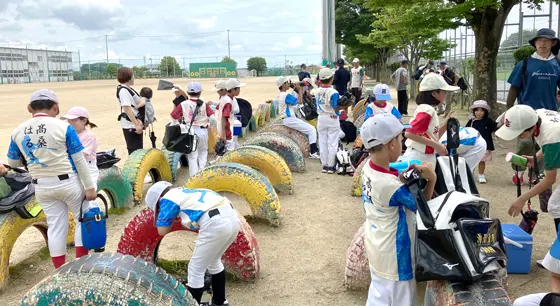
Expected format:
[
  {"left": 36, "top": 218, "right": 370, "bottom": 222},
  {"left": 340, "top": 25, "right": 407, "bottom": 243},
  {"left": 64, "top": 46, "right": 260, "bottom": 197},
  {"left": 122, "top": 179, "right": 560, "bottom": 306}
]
[
  {"left": 333, "top": 58, "right": 351, "bottom": 96},
  {"left": 298, "top": 64, "right": 311, "bottom": 81}
]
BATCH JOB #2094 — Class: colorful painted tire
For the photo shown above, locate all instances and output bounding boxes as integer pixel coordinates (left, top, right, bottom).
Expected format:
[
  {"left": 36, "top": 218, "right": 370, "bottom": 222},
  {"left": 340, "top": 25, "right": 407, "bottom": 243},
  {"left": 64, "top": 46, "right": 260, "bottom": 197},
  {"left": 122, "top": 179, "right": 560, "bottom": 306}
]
[
  {"left": 208, "top": 125, "right": 219, "bottom": 154},
  {"left": 256, "top": 106, "right": 266, "bottom": 127},
  {"left": 266, "top": 101, "right": 276, "bottom": 118},
  {"left": 261, "top": 125, "right": 310, "bottom": 157},
  {"left": 20, "top": 253, "right": 198, "bottom": 305},
  {"left": 219, "top": 145, "right": 293, "bottom": 194},
  {"left": 0, "top": 201, "right": 75, "bottom": 291},
  {"left": 96, "top": 166, "right": 133, "bottom": 211},
  {"left": 122, "top": 149, "right": 173, "bottom": 204},
  {"left": 263, "top": 104, "right": 271, "bottom": 122},
  {"left": 354, "top": 113, "right": 366, "bottom": 130},
  {"left": 186, "top": 163, "right": 280, "bottom": 226},
  {"left": 161, "top": 146, "right": 183, "bottom": 182},
  {"left": 249, "top": 116, "right": 258, "bottom": 132},
  {"left": 245, "top": 132, "right": 306, "bottom": 173},
  {"left": 351, "top": 159, "right": 368, "bottom": 197},
  {"left": 344, "top": 225, "right": 370, "bottom": 290},
  {"left": 117, "top": 208, "right": 260, "bottom": 281},
  {"left": 353, "top": 97, "right": 369, "bottom": 121}
]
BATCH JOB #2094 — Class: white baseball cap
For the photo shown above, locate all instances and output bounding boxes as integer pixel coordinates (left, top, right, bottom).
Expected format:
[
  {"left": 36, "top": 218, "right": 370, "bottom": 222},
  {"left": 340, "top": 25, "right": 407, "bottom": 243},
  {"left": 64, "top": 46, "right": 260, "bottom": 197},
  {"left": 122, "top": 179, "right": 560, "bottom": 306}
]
[
  {"left": 419, "top": 73, "right": 460, "bottom": 92},
  {"left": 303, "top": 77, "right": 316, "bottom": 88},
  {"left": 210, "top": 80, "right": 227, "bottom": 92},
  {"left": 360, "top": 113, "right": 403, "bottom": 149},
  {"left": 187, "top": 81, "right": 203, "bottom": 93},
  {"left": 30, "top": 89, "right": 58, "bottom": 103},
  {"left": 373, "top": 84, "right": 392, "bottom": 101},
  {"left": 495, "top": 105, "right": 539, "bottom": 141},
  {"left": 61, "top": 106, "right": 89, "bottom": 120},
  {"left": 352, "top": 58, "right": 360, "bottom": 63},
  {"left": 225, "top": 78, "right": 247, "bottom": 91},
  {"left": 276, "top": 76, "right": 290, "bottom": 88},
  {"left": 145, "top": 181, "right": 173, "bottom": 211},
  {"left": 318, "top": 68, "right": 334, "bottom": 80}
]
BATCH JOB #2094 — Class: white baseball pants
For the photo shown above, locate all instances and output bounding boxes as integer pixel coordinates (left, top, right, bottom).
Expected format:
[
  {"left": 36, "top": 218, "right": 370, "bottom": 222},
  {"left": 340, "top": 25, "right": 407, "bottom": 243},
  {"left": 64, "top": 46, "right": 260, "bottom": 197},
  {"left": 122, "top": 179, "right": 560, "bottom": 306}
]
[
  {"left": 283, "top": 117, "right": 317, "bottom": 144},
  {"left": 187, "top": 126, "right": 209, "bottom": 177},
  {"left": 513, "top": 293, "right": 547, "bottom": 306},
  {"left": 367, "top": 270, "right": 418, "bottom": 306},
  {"left": 402, "top": 148, "right": 437, "bottom": 170},
  {"left": 86, "top": 160, "right": 99, "bottom": 209},
  {"left": 188, "top": 203, "right": 241, "bottom": 288},
  {"left": 459, "top": 136, "right": 487, "bottom": 173},
  {"left": 318, "top": 114, "right": 340, "bottom": 167},
  {"left": 34, "top": 173, "right": 86, "bottom": 257}
]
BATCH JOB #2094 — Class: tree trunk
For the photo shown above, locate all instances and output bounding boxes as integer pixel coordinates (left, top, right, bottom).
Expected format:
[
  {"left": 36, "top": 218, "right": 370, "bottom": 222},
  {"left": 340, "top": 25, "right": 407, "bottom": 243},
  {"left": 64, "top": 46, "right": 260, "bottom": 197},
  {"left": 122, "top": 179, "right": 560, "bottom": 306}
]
[{"left": 471, "top": 4, "right": 514, "bottom": 118}]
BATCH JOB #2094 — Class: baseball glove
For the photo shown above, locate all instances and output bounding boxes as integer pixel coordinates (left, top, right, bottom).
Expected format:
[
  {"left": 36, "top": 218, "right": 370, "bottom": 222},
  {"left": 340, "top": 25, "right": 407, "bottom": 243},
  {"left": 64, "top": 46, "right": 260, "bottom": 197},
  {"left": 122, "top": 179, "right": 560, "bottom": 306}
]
[{"left": 337, "top": 92, "right": 355, "bottom": 108}]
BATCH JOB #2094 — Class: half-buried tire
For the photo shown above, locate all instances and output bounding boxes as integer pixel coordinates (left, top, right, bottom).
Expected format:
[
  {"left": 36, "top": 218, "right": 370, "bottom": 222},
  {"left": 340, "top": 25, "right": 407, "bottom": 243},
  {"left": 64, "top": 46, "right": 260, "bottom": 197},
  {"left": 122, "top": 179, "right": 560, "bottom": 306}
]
[
  {"left": 354, "top": 113, "right": 366, "bottom": 130},
  {"left": 96, "top": 166, "right": 133, "bottom": 212},
  {"left": 261, "top": 125, "right": 310, "bottom": 157},
  {"left": 117, "top": 208, "right": 260, "bottom": 281},
  {"left": 353, "top": 97, "right": 368, "bottom": 121},
  {"left": 351, "top": 159, "right": 368, "bottom": 197},
  {"left": 20, "top": 253, "right": 198, "bottom": 305},
  {"left": 186, "top": 163, "right": 281, "bottom": 226},
  {"left": 245, "top": 132, "right": 305, "bottom": 173},
  {"left": 162, "top": 146, "right": 183, "bottom": 182},
  {"left": 344, "top": 225, "right": 370, "bottom": 290},
  {"left": 122, "top": 149, "right": 173, "bottom": 204}
]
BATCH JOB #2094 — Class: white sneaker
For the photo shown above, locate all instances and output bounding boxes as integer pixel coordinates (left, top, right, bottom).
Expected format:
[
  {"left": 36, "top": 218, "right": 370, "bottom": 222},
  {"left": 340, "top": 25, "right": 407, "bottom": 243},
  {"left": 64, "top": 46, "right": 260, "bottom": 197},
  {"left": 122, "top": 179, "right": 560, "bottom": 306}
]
[
  {"left": 478, "top": 174, "right": 487, "bottom": 184},
  {"left": 309, "top": 152, "right": 320, "bottom": 159}
]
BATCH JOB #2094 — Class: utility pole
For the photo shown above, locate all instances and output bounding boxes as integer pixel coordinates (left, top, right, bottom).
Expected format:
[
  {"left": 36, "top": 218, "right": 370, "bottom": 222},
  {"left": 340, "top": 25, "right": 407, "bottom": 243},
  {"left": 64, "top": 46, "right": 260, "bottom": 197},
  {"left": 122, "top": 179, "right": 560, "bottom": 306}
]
[
  {"left": 105, "top": 35, "right": 109, "bottom": 64},
  {"left": 78, "top": 50, "right": 81, "bottom": 80},
  {"left": 227, "top": 30, "right": 231, "bottom": 58}
]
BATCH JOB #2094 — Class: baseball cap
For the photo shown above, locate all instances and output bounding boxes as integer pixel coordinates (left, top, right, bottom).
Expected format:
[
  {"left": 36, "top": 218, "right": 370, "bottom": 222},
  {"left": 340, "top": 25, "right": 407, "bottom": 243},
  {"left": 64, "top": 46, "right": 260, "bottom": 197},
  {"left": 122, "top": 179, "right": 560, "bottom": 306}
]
[
  {"left": 225, "top": 78, "right": 246, "bottom": 91},
  {"left": 30, "top": 89, "right": 58, "bottom": 103},
  {"left": 419, "top": 73, "right": 460, "bottom": 92},
  {"left": 318, "top": 68, "right": 334, "bottom": 80},
  {"left": 276, "top": 76, "right": 290, "bottom": 88},
  {"left": 401, "top": 60, "right": 409, "bottom": 64},
  {"left": 145, "top": 181, "right": 173, "bottom": 211},
  {"left": 210, "top": 80, "right": 227, "bottom": 92},
  {"left": 337, "top": 58, "right": 345, "bottom": 66},
  {"left": 373, "top": 84, "right": 392, "bottom": 101},
  {"left": 352, "top": 58, "right": 359, "bottom": 63},
  {"left": 187, "top": 81, "right": 203, "bottom": 93},
  {"left": 360, "top": 113, "right": 403, "bottom": 149},
  {"left": 495, "top": 105, "right": 538, "bottom": 141},
  {"left": 303, "top": 77, "right": 316, "bottom": 88},
  {"left": 61, "top": 106, "right": 89, "bottom": 120}
]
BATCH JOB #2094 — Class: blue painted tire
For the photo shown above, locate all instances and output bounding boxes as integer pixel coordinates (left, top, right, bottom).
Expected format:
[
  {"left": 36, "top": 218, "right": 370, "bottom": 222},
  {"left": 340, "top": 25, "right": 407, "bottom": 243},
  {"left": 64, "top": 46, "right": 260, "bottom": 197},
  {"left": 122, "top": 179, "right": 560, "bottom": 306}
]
[{"left": 161, "top": 146, "right": 182, "bottom": 182}]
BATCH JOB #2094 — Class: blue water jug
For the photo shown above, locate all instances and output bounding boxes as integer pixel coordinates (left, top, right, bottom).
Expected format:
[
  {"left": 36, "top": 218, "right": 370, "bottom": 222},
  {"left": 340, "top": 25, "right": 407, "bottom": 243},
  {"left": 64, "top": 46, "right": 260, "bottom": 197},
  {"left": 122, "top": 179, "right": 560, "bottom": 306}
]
[
  {"left": 389, "top": 159, "right": 422, "bottom": 174},
  {"left": 79, "top": 201, "right": 108, "bottom": 252}
]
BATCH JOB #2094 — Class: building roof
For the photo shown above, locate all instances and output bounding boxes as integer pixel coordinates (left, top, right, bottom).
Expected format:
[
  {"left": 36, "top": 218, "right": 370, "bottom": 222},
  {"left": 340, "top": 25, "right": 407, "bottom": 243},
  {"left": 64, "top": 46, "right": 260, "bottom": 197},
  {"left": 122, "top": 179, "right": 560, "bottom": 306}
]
[{"left": 0, "top": 46, "right": 72, "bottom": 54}]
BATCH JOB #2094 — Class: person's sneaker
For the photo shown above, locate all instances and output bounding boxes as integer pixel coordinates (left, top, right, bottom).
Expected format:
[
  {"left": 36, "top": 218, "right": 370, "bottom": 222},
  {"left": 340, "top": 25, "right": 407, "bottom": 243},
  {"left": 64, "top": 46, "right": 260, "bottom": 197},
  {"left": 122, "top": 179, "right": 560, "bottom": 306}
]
[
  {"left": 478, "top": 174, "right": 487, "bottom": 184},
  {"left": 309, "top": 152, "right": 321, "bottom": 160},
  {"left": 322, "top": 166, "right": 328, "bottom": 173},
  {"left": 327, "top": 167, "right": 335, "bottom": 174},
  {"left": 200, "top": 301, "right": 230, "bottom": 306},
  {"left": 512, "top": 173, "right": 524, "bottom": 185}
]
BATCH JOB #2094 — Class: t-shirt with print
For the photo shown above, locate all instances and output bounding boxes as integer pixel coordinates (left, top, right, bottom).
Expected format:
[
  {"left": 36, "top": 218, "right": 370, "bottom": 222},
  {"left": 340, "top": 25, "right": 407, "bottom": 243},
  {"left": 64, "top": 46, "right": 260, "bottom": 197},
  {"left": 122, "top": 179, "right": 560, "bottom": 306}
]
[
  {"left": 7, "top": 115, "right": 84, "bottom": 179},
  {"left": 394, "top": 67, "right": 408, "bottom": 91},
  {"left": 365, "top": 102, "right": 402, "bottom": 121},
  {"left": 350, "top": 66, "right": 365, "bottom": 89},
  {"left": 278, "top": 91, "right": 298, "bottom": 118},
  {"left": 118, "top": 85, "right": 141, "bottom": 129},
  {"left": 534, "top": 109, "right": 560, "bottom": 170},
  {"left": 508, "top": 56, "right": 560, "bottom": 111},
  {"left": 315, "top": 86, "right": 341, "bottom": 116},
  {"left": 156, "top": 187, "right": 227, "bottom": 230},
  {"left": 78, "top": 130, "right": 98, "bottom": 162},
  {"left": 362, "top": 161, "right": 417, "bottom": 281},
  {"left": 405, "top": 104, "right": 439, "bottom": 154}
]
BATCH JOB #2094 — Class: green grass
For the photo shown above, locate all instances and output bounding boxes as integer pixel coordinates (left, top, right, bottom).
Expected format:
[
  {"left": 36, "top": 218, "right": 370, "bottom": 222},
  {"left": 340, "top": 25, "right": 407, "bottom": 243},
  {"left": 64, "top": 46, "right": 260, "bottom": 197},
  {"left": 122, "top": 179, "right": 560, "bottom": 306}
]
[
  {"left": 157, "top": 259, "right": 237, "bottom": 281},
  {"left": 9, "top": 246, "right": 50, "bottom": 276},
  {"left": 496, "top": 71, "right": 510, "bottom": 81}
]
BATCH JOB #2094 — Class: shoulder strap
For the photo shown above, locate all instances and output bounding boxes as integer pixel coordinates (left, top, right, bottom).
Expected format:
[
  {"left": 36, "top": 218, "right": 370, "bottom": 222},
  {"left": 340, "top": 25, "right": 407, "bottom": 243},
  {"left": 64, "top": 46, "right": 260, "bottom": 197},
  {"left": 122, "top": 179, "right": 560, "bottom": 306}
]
[{"left": 187, "top": 102, "right": 203, "bottom": 131}]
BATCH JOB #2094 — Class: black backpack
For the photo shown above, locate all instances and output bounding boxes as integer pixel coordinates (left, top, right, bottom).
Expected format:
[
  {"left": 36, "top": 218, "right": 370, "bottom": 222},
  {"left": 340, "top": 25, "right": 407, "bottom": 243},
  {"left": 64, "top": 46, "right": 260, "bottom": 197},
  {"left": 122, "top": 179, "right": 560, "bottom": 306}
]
[
  {"left": 413, "top": 66, "right": 424, "bottom": 80},
  {"left": 340, "top": 120, "right": 357, "bottom": 144},
  {"left": 236, "top": 98, "right": 253, "bottom": 127},
  {"left": 116, "top": 85, "right": 143, "bottom": 122}
]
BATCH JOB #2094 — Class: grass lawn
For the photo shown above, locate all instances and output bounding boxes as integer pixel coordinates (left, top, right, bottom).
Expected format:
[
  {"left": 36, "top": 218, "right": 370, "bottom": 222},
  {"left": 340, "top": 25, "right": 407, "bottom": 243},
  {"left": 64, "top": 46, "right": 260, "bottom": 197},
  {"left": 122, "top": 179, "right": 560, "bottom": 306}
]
[{"left": 496, "top": 70, "right": 510, "bottom": 81}]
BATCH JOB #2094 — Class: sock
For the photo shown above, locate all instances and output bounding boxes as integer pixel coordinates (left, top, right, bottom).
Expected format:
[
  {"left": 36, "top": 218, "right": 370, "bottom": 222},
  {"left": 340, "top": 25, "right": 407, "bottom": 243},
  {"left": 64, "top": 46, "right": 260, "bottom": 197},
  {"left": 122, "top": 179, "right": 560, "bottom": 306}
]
[
  {"left": 310, "top": 143, "right": 318, "bottom": 154},
  {"left": 211, "top": 270, "right": 227, "bottom": 305},
  {"left": 75, "top": 246, "right": 88, "bottom": 258},
  {"left": 187, "top": 286, "right": 205, "bottom": 304},
  {"left": 52, "top": 255, "right": 66, "bottom": 269}
]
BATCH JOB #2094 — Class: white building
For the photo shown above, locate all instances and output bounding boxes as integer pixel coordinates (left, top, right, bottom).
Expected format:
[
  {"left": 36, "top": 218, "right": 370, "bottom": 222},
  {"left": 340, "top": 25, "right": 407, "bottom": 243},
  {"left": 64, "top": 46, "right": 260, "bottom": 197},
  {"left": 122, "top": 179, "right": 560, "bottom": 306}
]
[{"left": 0, "top": 46, "right": 73, "bottom": 84}]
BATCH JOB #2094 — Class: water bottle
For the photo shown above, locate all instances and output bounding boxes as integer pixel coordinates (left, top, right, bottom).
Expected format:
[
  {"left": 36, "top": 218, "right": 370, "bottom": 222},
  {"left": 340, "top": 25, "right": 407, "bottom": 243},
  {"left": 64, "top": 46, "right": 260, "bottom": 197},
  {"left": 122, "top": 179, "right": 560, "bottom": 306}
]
[
  {"left": 390, "top": 159, "right": 423, "bottom": 174},
  {"left": 80, "top": 204, "right": 108, "bottom": 252}
]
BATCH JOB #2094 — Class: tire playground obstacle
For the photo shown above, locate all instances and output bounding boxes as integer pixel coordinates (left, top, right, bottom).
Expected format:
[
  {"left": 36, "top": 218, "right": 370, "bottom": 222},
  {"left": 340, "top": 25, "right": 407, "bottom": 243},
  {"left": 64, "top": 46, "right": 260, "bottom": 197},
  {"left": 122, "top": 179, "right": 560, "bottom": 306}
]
[
  {"left": 117, "top": 209, "right": 260, "bottom": 281},
  {"left": 351, "top": 159, "right": 367, "bottom": 197},
  {"left": 122, "top": 148, "right": 173, "bottom": 204},
  {"left": 261, "top": 125, "right": 310, "bottom": 157},
  {"left": 245, "top": 132, "right": 306, "bottom": 173}
]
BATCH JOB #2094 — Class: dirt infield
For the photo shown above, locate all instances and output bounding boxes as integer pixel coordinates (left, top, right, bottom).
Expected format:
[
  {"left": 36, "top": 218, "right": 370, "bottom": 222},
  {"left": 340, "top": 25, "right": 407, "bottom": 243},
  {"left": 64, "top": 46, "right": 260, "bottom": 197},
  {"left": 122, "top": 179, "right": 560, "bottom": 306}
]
[{"left": 0, "top": 79, "right": 555, "bottom": 305}]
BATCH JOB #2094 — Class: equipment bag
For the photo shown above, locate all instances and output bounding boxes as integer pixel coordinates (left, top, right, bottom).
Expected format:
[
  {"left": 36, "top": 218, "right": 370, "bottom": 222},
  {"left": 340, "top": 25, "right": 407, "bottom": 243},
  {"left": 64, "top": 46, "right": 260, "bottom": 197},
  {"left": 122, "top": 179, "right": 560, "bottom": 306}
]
[{"left": 162, "top": 101, "right": 202, "bottom": 154}]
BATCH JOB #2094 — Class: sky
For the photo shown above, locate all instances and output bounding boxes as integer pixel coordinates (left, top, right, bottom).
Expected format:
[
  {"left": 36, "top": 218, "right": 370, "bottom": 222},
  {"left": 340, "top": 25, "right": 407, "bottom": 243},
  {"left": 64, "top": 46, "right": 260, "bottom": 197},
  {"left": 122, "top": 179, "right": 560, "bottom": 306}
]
[{"left": 0, "top": 0, "right": 324, "bottom": 69}]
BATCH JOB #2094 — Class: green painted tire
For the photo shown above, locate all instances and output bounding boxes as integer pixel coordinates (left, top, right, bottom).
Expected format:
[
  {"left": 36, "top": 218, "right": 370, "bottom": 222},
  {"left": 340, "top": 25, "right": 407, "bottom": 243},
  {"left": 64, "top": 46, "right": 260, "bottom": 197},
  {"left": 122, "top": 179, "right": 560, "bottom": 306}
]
[
  {"left": 20, "top": 253, "right": 198, "bottom": 305},
  {"left": 161, "top": 146, "right": 182, "bottom": 182},
  {"left": 96, "top": 166, "right": 133, "bottom": 211},
  {"left": 122, "top": 149, "right": 173, "bottom": 204}
]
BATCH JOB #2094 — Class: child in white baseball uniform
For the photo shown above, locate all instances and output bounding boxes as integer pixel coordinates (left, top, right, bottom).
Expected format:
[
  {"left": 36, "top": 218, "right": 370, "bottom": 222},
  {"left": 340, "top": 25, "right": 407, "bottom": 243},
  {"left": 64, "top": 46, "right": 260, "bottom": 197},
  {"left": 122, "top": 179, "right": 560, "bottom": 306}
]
[
  {"left": 146, "top": 181, "right": 240, "bottom": 306},
  {"left": 7, "top": 89, "right": 96, "bottom": 268},
  {"left": 315, "top": 68, "right": 349, "bottom": 173},
  {"left": 364, "top": 83, "right": 402, "bottom": 122},
  {"left": 61, "top": 106, "right": 99, "bottom": 208},
  {"left": 216, "top": 79, "right": 245, "bottom": 151},
  {"left": 276, "top": 76, "right": 320, "bottom": 159},
  {"left": 360, "top": 113, "right": 437, "bottom": 306}
]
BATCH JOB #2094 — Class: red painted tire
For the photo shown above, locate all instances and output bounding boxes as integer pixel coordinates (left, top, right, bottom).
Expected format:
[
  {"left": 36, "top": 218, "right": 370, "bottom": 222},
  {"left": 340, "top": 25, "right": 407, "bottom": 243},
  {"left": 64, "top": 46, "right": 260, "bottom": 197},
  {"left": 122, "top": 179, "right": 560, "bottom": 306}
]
[
  {"left": 117, "top": 208, "right": 260, "bottom": 281},
  {"left": 344, "top": 225, "right": 370, "bottom": 290}
]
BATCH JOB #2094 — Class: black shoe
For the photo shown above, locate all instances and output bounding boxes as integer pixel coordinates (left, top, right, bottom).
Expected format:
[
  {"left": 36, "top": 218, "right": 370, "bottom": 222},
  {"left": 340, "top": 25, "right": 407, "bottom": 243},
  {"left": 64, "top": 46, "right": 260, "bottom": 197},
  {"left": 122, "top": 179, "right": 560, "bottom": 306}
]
[{"left": 200, "top": 302, "right": 230, "bottom": 306}]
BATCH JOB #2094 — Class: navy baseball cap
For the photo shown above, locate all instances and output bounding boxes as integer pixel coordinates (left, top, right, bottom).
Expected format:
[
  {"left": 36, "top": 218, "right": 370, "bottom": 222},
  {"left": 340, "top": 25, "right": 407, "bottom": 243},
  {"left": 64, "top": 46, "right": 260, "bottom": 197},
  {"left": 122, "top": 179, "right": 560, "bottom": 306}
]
[
  {"left": 440, "top": 61, "right": 447, "bottom": 65},
  {"left": 401, "top": 60, "right": 408, "bottom": 64}
]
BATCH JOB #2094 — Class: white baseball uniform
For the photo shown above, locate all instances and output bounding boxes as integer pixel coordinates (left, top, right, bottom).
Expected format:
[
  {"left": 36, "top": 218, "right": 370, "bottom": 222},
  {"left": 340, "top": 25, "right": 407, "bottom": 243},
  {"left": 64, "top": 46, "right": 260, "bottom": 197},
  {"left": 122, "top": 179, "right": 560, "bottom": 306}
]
[
  {"left": 7, "top": 114, "right": 94, "bottom": 258},
  {"left": 181, "top": 99, "right": 211, "bottom": 177},
  {"left": 439, "top": 127, "right": 487, "bottom": 173},
  {"left": 278, "top": 91, "right": 317, "bottom": 144},
  {"left": 315, "top": 86, "right": 341, "bottom": 168},
  {"left": 156, "top": 187, "right": 240, "bottom": 288}
]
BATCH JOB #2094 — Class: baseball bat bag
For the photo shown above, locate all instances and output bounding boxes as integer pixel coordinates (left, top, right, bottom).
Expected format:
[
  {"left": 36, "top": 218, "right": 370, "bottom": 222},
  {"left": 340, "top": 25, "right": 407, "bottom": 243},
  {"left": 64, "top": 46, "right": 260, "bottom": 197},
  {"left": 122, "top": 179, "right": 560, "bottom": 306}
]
[{"left": 158, "top": 80, "right": 175, "bottom": 90}]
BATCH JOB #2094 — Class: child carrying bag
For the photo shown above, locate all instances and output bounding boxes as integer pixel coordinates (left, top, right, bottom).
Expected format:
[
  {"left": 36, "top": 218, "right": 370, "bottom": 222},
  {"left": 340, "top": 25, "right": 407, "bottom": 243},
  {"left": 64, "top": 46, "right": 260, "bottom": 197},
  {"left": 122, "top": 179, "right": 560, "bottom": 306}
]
[{"left": 162, "top": 100, "right": 203, "bottom": 154}]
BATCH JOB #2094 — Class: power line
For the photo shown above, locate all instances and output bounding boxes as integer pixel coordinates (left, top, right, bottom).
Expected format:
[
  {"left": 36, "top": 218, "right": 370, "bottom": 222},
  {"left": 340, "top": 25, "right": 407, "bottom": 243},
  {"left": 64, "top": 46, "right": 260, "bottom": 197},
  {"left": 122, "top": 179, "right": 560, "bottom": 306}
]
[{"left": 230, "top": 29, "right": 321, "bottom": 34}]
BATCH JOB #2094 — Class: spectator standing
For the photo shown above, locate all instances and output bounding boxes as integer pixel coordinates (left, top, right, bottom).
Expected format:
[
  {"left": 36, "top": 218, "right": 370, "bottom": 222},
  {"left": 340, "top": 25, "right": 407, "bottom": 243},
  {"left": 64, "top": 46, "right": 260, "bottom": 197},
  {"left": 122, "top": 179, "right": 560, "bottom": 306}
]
[
  {"left": 350, "top": 58, "right": 365, "bottom": 105},
  {"left": 116, "top": 67, "right": 144, "bottom": 155},
  {"left": 392, "top": 60, "right": 410, "bottom": 116},
  {"left": 298, "top": 64, "right": 311, "bottom": 82},
  {"left": 438, "top": 61, "right": 456, "bottom": 115},
  {"left": 333, "top": 58, "right": 351, "bottom": 96}
]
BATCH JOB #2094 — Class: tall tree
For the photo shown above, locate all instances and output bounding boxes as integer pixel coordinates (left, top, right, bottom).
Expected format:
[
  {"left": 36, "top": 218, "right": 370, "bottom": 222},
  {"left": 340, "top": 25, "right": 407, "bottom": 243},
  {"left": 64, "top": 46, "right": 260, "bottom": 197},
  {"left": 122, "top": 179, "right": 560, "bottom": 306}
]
[
  {"left": 247, "top": 57, "right": 267, "bottom": 76},
  {"left": 159, "top": 56, "right": 182, "bottom": 77},
  {"left": 221, "top": 56, "right": 237, "bottom": 64},
  {"left": 335, "top": 0, "right": 378, "bottom": 64}
]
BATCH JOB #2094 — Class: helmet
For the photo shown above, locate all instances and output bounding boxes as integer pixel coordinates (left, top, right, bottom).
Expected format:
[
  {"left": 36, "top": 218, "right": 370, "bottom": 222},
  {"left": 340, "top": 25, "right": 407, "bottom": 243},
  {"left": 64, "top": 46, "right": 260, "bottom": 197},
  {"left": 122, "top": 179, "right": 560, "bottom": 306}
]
[{"left": 145, "top": 181, "right": 173, "bottom": 211}]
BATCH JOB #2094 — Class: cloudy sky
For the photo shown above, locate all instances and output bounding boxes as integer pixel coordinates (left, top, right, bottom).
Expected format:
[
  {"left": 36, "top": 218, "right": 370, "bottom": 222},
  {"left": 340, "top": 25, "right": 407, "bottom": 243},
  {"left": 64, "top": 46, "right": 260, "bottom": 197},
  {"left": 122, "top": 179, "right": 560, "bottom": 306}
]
[{"left": 0, "top": 0, "right": 324, "bottom": 69}]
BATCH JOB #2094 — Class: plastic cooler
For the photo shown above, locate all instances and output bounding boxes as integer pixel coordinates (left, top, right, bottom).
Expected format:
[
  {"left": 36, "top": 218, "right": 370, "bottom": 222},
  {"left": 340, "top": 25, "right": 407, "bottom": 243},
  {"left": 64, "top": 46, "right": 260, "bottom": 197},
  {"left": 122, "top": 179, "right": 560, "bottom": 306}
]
[
  {"left": 233, "top": 119, "right": 242, "bottom": 136},
  {"left": 502, "top": 223, "right": 533, "bottom": 274}
]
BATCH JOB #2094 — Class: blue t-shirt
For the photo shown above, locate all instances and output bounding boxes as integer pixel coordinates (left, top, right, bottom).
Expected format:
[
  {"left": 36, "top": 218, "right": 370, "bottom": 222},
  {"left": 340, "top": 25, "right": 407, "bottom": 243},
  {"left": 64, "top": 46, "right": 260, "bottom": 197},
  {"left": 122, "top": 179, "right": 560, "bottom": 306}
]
[{"left": 508, "top": 57, "right": 560, "bottom": 111}]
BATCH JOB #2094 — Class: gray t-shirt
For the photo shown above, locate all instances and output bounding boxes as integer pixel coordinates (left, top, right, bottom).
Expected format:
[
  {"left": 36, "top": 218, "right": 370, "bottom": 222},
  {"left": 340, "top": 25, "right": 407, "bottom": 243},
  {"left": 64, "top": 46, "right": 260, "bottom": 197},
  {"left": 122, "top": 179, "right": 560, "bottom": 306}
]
[{"left": 394, "top": 67, "right": 408, "bottom": 91}]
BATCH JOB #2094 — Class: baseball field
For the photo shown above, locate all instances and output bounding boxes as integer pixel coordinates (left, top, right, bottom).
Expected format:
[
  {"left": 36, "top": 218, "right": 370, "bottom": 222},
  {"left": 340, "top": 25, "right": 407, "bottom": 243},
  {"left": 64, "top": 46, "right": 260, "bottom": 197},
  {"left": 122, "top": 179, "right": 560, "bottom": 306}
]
[{"left": 0, "top": 77, "right": 556, "bottom": 305}]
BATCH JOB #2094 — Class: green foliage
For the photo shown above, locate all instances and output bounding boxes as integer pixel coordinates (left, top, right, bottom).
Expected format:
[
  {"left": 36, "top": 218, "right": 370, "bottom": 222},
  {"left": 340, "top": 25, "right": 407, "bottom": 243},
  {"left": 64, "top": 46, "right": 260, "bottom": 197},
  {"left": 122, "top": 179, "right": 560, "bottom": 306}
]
[
  {"left": 221, "top": 56, "right": 237, "bottom": 64},
  {"left": 107, "top": 63, "right": 120, "bottom": 77},
  {"left": 247, "top": 57, "right": 267, "bottom": 76},
  {"left": 80, "top": 62, "right": 122, "bottom": 76},
  {"left": 335, "top": 0, "right": 380, "bottom": 64},
  {"left": 501, "top": 29, "right": 538, "bottom": 49},
  {"left": 159, "top": 56, "right": 182, "bottom": 77},
  {"left": 513, "top": 45, "right": 537, "bottom": 64}
]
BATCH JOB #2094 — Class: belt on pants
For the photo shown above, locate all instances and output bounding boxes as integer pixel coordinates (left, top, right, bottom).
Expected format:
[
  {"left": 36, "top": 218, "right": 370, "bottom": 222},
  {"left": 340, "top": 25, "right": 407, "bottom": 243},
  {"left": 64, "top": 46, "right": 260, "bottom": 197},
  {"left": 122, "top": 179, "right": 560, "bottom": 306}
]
[
  {"left": 32, "top": 174, "right": 70, "bottom": 184},
  {"left": 207, "top": 203, "right": 234, "bottom": 219}
]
